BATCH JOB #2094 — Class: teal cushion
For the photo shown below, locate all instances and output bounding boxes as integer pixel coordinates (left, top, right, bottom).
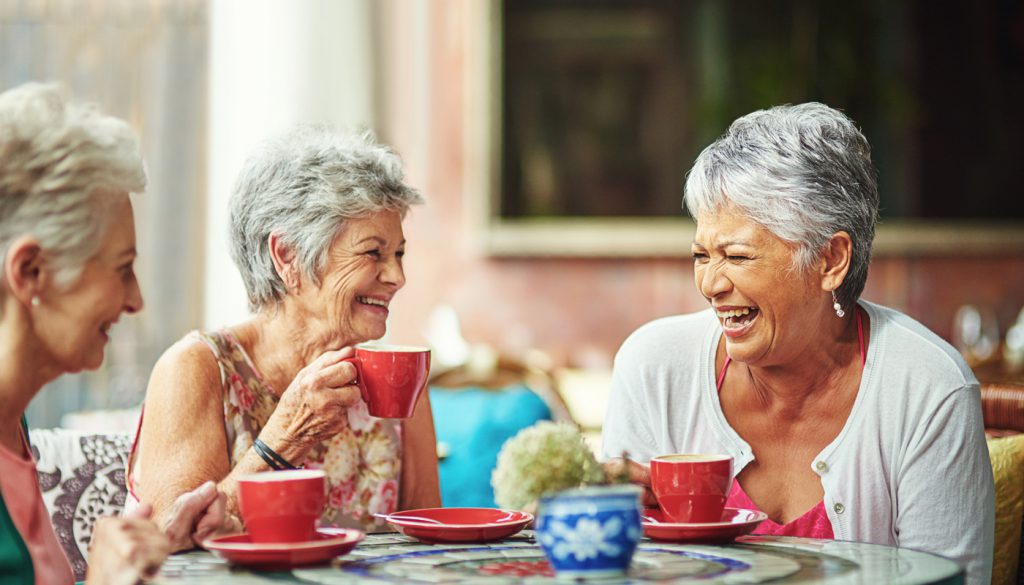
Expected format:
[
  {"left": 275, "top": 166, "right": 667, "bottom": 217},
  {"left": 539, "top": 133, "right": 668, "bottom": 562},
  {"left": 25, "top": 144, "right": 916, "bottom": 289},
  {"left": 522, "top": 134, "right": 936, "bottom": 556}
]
[{"left": 430, "top": 384, "right": 552, "bottom": 507}]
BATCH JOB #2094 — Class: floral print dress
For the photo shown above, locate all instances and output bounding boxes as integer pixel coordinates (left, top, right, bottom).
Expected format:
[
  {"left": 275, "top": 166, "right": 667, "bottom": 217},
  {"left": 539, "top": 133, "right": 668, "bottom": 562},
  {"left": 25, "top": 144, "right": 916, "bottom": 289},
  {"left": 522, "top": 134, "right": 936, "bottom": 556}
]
[{"left": 128, "top": 330, "right": 402, "bottom": 532}]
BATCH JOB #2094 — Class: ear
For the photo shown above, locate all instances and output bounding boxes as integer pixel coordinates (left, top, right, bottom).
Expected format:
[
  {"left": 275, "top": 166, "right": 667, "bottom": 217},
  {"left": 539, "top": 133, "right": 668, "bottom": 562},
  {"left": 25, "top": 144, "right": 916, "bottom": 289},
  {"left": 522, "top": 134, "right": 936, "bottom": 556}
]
[
  {"left": 4, "top": 235, "right": 46, "bottom": 306},
  {"left": 819, "top": 231, "right": 852, "bottom": 292},
  {"left": 267, "top": 232, "right": 301, "bottom": 293}
]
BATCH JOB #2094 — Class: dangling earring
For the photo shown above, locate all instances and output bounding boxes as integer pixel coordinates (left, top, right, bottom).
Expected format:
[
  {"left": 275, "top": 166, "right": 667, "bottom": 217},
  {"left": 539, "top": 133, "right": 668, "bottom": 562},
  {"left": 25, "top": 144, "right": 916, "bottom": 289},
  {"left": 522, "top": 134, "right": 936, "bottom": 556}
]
[
  {"left": 31, "top": 296, "right": 40, "bottom": 307},
  {"left": 832, "top": 290, "right": 845, "bottom": 318}
]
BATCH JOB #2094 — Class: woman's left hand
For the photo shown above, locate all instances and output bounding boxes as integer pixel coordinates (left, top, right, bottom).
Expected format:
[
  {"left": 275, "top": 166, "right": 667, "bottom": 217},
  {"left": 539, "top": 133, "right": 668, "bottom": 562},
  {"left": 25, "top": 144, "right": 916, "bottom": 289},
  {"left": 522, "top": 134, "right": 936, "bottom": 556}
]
[{"left": 160, "top": 481, "right": 230, "bottom": 551}]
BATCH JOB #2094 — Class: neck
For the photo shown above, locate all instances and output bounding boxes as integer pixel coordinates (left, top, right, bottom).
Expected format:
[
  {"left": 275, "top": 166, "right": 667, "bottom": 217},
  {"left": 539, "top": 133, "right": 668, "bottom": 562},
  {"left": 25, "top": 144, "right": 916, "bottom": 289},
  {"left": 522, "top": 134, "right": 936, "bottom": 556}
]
[
  {"left": 731, "top": 306, "right": 864, "bottom": 412},
  {"left": 236, "top": 301, "right": 361, "bottom": 394},
  {"left": 0, "top": 298, "right": 63, "bottom": 452}
]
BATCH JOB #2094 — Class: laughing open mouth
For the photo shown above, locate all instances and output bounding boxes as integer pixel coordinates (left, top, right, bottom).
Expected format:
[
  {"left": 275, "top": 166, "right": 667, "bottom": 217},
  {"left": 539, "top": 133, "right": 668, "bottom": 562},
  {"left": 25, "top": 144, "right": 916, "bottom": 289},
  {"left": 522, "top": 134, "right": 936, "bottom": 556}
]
[
  {"left": 716, "top": 307, "right": 759, "bottom": 331},
  {"left": 357, "top": 296, "right": 389, "bottom": 309}
]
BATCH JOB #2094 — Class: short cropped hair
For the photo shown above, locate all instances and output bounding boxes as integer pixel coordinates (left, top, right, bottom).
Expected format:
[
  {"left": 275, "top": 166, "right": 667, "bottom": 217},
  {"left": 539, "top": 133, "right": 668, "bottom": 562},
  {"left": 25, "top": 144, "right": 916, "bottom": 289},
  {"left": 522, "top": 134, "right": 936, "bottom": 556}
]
[
  {"left": 684, "top": 102, "right": 879, "bottom": 308},
  {"left": 228, "top": 125, "right": 424, "bottom": 310},
  {"left": 0, "top": 82, "right": 146, "bottom": 288}
]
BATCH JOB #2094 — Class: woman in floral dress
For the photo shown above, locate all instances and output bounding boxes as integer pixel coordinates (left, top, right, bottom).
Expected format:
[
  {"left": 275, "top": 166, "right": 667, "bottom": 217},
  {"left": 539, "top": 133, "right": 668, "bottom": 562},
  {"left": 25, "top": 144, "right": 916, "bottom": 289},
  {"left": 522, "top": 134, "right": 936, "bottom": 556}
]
[{"left": 128, "top": 126, "right": 439, "bottom": 544}]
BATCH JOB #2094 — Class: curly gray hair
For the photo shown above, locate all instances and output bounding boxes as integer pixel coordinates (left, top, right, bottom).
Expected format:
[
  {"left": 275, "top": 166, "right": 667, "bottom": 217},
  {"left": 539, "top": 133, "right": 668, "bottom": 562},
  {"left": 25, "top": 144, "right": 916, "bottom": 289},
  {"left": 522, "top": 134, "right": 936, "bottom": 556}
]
[
  {"left": 683, "top": 102, "right": 879, "bottom": 309},
  {"left": 0, "top": 82, "right": 146, "bottom": 289},
  {"left": 229, "top": 125, "right": 424, "bottom": 311}
]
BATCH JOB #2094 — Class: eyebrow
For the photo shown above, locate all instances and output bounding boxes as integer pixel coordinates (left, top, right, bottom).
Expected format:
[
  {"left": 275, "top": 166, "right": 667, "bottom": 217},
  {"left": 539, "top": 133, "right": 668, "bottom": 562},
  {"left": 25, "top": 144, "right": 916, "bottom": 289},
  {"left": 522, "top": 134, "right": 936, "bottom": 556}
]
[
  {"left": 117, "top": 247, "right": 137, "bottom": 259},
  {"left": 692, "top": 239, "right": 751, "bottom": 248},
  {"left": 355, "top": 236, "right": 407, "bottom": 247}
]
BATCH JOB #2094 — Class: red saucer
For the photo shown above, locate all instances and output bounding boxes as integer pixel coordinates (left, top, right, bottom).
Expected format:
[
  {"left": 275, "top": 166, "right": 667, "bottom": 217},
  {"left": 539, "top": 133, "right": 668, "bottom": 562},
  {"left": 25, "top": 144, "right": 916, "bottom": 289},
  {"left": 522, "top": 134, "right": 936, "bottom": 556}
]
[
  {"left": 203, "top": 527, "right": 364, "bottom": 569},
  {"left": 642, "top": 507, "right": 767, "bottom": 543},
  {"left": 383, "top": 507, "right": 533, "bottom": 543}
]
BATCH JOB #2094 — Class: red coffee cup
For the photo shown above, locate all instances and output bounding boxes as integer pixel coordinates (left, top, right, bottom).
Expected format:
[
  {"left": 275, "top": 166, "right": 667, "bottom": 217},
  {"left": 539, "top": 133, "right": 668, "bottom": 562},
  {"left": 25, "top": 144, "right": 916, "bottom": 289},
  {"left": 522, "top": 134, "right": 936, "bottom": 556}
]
[
  {"left": 237, "top": 469, "right": 326, "bottom": 543},
  {"left": 352, "top": 345, "right": 431, "bottom": 419},
  {"left": 650, "top": 454, "right": 733, "bottom": 523}
]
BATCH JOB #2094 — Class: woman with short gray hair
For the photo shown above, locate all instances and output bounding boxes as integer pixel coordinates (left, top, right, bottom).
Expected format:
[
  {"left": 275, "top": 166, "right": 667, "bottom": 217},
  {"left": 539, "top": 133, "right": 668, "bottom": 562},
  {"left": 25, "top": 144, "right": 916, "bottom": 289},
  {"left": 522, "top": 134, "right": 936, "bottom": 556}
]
[
  {"left": 603, "top": 103, "right": 993, "bottom": 584},
  {"left": 0, "top": 82, "right": 225, "bottom": 584},
  {"left": 130, "top": 125, "right": 440, "bottom": 538}
]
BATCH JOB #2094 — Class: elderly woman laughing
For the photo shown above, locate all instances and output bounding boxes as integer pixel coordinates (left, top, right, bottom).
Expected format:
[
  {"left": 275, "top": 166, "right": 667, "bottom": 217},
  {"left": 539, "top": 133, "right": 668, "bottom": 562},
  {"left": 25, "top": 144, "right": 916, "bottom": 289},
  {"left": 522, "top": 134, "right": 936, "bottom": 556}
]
[
  {"left": 129, "top": 126, "right": 439, "bottom": 541},
  {"left": 602, "top": 103, "right": 993, "bottom": 584}
]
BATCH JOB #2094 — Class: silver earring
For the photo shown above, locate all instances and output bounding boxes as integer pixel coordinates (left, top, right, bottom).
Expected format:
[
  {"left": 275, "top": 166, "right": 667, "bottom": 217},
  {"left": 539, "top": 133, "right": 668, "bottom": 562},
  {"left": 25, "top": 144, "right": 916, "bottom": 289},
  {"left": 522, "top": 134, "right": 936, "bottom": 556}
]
[
  {"left": 31, "top": 296, "right": 40, "bottom": 307},
  {"left": 832, "top": 290, "right": 844, "bottom": 318}
]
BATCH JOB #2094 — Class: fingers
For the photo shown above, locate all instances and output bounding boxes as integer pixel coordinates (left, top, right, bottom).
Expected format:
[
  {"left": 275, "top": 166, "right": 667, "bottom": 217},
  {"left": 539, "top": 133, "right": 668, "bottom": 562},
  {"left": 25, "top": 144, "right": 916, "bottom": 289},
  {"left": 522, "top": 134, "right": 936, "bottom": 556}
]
[
  {"left": 314, "top": 359, "right": 360, "bottom": 389},
  {"left": 627, "top": 460, "right": 652, "bottom": 486},
  {"left": 88, "top": 516, "right": 170, "bottom": 585},
  {"left": 163, "top": 481, "right": 221, "bottom": 551},
  {"left": 123, "top": 502, "right": 153, "bottom": 520},
  {"left": 640, "top": 488, "right": 658, "bottom": 508},
  {"left": 602, "top": 458, "right": 652, "bottom": 486},
  {"left": 191, "top": 489, "right": 228, "bottom": 546},
  {"left": 311, "top": 347, "right": 357, "bottom": 369}
]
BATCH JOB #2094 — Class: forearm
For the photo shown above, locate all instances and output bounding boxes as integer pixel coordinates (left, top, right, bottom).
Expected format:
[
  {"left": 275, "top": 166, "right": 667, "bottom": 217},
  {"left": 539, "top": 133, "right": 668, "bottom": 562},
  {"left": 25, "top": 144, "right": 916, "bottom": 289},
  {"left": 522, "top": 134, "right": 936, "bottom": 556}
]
[{"left": 399, "top": 395, "right": 441, "bottom": 509}]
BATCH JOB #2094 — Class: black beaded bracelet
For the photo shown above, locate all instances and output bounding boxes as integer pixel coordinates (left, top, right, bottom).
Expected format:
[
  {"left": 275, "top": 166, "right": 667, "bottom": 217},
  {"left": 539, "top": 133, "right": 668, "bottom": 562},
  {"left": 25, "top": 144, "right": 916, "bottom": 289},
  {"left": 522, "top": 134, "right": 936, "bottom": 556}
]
[{"left": 253, "top": 438, "right": 299, "bottom": 470}]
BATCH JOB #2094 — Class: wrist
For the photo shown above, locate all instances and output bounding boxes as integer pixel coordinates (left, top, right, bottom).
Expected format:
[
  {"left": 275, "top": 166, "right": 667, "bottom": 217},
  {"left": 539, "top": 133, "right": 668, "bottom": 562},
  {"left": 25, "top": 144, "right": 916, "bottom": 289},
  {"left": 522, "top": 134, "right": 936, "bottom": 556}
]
[{"left": 252, "top": 437, "right": 299, "bottom": 470}]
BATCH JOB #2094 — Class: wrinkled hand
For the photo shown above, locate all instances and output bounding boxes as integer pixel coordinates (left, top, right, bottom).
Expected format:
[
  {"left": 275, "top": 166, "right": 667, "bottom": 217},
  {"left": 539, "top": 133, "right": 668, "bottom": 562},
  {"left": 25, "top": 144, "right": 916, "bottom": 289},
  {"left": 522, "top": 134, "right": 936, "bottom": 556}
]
[
  {"left": 602, "top": 458, "right": 657, "bottom": 507},
  {"left": 85, "top": 503, "right": 170, "bottom": 585},
  {"left": 161, "top": 481, "right": 229, "bottom": 552},
  {"left": 267, "top": 347, "right": 362, "bottom": 451}
]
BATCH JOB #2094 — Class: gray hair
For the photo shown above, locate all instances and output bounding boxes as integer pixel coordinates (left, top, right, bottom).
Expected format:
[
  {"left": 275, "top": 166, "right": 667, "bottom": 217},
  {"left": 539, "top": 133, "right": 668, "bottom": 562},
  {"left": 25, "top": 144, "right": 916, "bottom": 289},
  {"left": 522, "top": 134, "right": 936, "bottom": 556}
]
[
  {"left": 683, "top": 102, "right": 879, "bottom": 309},
  {"left": 229, "top": 125, "right": 424, "bottom": 311},
  {"left": 0, "top": 82, "right": 146, "bottom": 289}
]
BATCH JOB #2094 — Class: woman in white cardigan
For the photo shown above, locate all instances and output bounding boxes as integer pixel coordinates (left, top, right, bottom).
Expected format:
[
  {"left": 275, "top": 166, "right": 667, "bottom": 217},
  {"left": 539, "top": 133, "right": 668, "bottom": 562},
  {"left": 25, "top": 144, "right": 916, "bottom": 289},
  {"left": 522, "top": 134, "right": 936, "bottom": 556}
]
[{"left": 602, "top": 102, "right": 993, "bottom": 585}]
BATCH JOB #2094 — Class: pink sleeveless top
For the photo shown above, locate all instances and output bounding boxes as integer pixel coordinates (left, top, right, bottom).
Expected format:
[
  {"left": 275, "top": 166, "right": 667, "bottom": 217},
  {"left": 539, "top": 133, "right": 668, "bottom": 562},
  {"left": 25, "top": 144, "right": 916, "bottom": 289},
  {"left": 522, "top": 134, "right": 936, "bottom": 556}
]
[
  {"left": 0, "top": 429, "right": 74, "bottom": 585},
  {"left": 716, "top": 309, "right": 865, "bottom": 538}
]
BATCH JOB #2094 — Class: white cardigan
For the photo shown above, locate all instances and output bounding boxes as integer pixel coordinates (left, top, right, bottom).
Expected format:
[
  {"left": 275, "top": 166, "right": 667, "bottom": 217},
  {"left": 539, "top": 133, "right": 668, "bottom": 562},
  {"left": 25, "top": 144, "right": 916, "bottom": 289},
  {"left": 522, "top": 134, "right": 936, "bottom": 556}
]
[{"left": 601, "top": 301, "right": 994, "bottom": 585}]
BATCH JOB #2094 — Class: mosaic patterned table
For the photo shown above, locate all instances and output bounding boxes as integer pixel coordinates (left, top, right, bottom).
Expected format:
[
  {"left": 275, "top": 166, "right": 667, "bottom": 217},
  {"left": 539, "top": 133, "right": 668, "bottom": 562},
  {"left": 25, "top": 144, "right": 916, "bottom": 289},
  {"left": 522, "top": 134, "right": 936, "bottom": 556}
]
[{"left": 154, "top": 531, "right": 964, "bottom": 584}]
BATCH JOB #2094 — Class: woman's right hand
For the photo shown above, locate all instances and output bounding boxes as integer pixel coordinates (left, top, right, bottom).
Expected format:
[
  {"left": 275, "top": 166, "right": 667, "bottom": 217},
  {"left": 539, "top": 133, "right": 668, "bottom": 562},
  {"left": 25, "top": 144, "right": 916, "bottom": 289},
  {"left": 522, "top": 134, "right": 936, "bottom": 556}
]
[
  {"left": 84, "top": 503, "right": 170, "bottom": 585},
  {"left": 602, "top": 458, "right": 658, "bottom": 507},
  {"left": 263, "top": 347, "right": 363, "bottom": 454}
]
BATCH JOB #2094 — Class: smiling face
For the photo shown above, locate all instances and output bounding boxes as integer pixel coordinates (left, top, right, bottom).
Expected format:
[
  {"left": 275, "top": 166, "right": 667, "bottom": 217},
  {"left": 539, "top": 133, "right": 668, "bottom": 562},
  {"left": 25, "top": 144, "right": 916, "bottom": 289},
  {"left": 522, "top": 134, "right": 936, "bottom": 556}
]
[
  {"left": 302, "top": 209, "right": 407, "bottom": 345},
  {"left": 36, "top": 196, "right": 144, "bottom": 372},
  {"left": 692, "top": 206, "right": 830, "bottom": 366}
]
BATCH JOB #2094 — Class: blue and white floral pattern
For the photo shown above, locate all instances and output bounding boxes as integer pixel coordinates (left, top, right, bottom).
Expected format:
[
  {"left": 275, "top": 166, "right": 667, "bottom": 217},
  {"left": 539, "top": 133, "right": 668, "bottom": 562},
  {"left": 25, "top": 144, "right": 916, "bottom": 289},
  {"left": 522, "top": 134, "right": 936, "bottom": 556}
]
[{"left": 535, "top": 485, "right": 642, "bottom": 577}]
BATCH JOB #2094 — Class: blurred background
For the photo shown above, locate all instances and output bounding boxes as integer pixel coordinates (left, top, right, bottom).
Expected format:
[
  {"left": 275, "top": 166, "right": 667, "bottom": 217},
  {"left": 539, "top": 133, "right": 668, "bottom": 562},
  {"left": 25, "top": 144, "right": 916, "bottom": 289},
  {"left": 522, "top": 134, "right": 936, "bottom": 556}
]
[{"left": 4, "top": 0, "right": 1023, "bottom": 462}]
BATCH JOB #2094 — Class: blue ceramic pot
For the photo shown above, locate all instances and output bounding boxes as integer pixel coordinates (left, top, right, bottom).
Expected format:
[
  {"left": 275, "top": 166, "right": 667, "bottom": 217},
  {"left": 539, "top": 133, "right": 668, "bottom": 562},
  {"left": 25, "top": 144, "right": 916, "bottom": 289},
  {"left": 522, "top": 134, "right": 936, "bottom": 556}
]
[{"left": 535, "top": 485, "right": 642, "bottom": 579}]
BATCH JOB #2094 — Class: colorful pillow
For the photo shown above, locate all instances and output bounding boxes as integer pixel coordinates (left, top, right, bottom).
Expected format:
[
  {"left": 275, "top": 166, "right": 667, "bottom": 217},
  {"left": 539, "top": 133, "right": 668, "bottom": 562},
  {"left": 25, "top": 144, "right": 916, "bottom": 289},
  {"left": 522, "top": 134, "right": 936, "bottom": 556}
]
[
  {"left": 987, "top": 434, "right": 1024, "bottom": 585},
  {"left": 30, "top": 429, "right": 132, "bottom": 582}
]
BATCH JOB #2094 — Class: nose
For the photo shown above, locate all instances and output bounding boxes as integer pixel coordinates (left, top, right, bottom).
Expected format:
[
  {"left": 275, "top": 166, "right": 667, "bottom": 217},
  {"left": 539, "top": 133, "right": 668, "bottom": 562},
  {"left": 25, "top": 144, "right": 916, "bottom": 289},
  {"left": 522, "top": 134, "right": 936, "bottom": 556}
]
[
  {"left": 380, "top": 254, "right": 406, "bottom": 290},
  {"left": 696, "top": 260, "right": 731, "bottom": 300},
  {"left": 124, "top": 273, "right": 144, "bottom": 314}
]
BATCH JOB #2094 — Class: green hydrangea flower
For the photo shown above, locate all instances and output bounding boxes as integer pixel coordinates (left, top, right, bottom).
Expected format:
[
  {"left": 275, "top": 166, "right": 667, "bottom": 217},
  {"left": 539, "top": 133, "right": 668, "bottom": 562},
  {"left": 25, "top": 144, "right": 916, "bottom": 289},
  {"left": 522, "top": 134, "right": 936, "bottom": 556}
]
[{"left": 492, "top": 421, "right": 607, "bottom": 510}]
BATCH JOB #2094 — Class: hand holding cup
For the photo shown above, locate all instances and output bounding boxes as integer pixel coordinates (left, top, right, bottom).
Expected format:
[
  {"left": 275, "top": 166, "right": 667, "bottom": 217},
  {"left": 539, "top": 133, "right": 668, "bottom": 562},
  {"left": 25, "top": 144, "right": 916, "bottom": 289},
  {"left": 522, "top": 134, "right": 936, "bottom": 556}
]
[{"left": 266, "top": 347, "right": 362, "bottom": 451}]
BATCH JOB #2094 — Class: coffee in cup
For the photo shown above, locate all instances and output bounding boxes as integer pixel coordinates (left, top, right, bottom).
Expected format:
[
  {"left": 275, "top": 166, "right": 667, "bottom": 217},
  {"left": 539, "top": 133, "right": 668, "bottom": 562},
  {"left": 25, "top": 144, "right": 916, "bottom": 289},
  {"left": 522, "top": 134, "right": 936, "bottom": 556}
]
[
  {"left": 237, "top": 469, "right": 326, "bottom": 543},
  {"left": 352, "top": 345, "right": 431, "bottom": 419},
  {"left": 650, "top": 454, "right": 733, "bottom": 523}
]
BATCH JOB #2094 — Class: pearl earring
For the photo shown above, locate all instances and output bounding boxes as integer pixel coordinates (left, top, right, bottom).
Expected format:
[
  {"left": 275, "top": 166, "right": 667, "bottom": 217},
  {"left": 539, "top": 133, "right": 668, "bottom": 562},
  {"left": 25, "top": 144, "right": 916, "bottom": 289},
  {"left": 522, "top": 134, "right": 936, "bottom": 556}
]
[
  {"left": 31, "top": 296, "right": 40, "bottom": 307},
  {"left": 832, "top": 290, "right": 844, "bottom": 318}
]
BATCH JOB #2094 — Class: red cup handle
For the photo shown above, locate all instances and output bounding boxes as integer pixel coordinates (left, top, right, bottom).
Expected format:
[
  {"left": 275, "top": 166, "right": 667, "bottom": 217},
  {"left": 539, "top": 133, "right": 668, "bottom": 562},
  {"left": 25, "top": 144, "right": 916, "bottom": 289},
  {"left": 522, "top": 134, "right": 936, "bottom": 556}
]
[{"left": 348, "top": 357, "right": 370, "bottom": 404}]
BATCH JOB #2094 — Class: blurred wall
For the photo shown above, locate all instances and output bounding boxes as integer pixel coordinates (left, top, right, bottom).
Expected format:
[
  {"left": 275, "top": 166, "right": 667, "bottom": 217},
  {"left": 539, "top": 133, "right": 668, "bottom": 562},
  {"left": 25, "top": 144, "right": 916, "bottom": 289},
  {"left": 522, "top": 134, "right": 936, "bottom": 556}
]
[{"left": 378, "top": 0, "right": 1024, "bottom": 369}]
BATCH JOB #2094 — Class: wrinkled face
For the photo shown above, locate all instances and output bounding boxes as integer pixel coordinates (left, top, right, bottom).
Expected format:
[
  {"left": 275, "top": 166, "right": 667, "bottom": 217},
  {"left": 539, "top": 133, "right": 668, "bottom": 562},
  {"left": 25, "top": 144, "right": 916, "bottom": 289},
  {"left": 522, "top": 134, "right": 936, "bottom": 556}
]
[
  {"left": 37, "top": 196, "right": 144, "bottom": 372},
  {"left": 311, "top": 209, "right": 407, "bottom": 345},
  {"left": 691, "top": 206, "right": 824, "bottom": 366}
]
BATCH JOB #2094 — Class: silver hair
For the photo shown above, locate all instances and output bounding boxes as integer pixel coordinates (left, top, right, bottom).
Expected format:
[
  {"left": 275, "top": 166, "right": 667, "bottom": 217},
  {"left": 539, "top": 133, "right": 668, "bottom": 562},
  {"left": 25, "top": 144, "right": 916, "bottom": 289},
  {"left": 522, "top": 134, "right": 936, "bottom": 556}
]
[
  {"left": 0, "top": 82, "right": 146, "bottom": 289},
  {"left": 229, "top": 125, "right": 424, "bottom": 311},
  {"left": 683, "top": 102, "right": 879, "bottom": 309}
]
